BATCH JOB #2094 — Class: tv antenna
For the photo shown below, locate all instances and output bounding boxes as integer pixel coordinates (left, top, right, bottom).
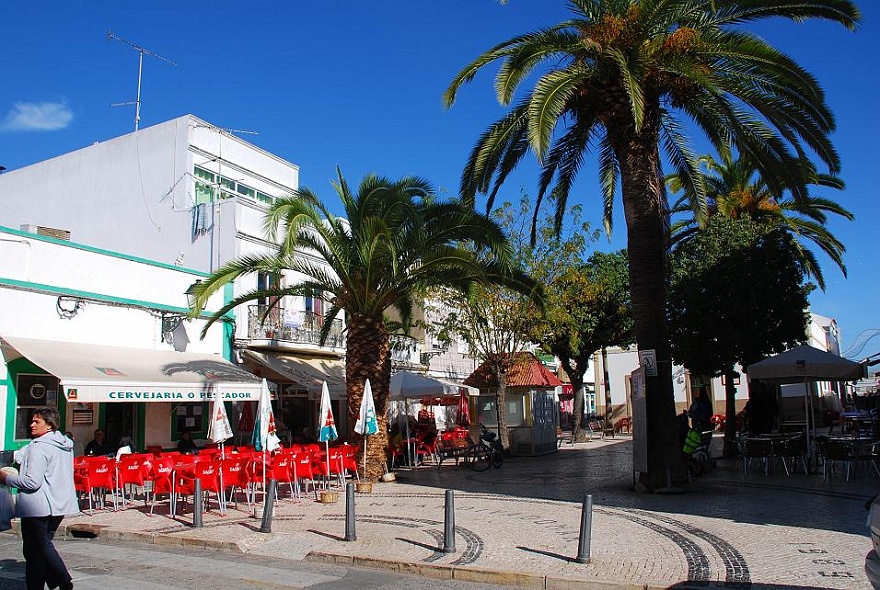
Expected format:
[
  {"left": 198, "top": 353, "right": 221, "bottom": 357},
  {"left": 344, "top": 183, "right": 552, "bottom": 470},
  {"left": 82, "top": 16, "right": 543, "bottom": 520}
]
[{"left": 107, "top": 30, "right": 176, "bottom": 132}]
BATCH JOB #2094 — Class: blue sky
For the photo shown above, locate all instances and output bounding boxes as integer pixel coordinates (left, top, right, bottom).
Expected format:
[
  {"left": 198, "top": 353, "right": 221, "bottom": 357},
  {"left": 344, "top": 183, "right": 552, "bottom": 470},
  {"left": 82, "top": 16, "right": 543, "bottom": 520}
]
[{"left": 2, "top": 1, "right": 878, "bottom": 361}]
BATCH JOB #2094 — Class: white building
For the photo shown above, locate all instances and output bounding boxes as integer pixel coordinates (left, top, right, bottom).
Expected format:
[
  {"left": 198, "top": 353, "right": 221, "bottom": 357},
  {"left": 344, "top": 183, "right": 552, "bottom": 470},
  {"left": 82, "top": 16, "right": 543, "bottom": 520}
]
[
  {"left": 0, "top": 115, "right": 348, "bottom": 442},
  {"left": 0, "top": 225, "right": 260, "bottom": 451}
]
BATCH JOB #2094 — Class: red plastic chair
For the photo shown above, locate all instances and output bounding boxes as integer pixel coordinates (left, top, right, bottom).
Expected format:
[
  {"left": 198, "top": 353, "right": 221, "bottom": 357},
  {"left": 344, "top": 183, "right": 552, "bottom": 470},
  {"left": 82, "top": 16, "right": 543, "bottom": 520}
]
[
  {"left": 341, "top": 444, "right": 361, "bottom": 481},
  {"left": 292, "top": 451, "right": 318, "bottom": 500},
  {"left": 75, "top": 458, "right": 117, "bottom": 514},
  {"left": 314, "top": 447, "right": 346, "bottom": 489},
  {"left": 147, "top": 456, "right": 177, "bottom": 516},
  {"left": 175, "top": 460, "right": 225, "bottom": 516},
  {"left": 220, "top": 456, "right": 251, "bottom": 510},
  {"left": 116, "top": 454, "right": 151, "bottom": 508},
  {"left": 266, "top": 453, "right": 296, "bottom": 501}
]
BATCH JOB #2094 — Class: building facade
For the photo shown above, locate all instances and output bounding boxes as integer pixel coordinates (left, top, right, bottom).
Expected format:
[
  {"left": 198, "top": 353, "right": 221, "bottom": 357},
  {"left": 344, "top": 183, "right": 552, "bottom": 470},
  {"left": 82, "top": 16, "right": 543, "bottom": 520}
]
[{"left": 0, "top": 115, "right": 349, "bottom": 443}]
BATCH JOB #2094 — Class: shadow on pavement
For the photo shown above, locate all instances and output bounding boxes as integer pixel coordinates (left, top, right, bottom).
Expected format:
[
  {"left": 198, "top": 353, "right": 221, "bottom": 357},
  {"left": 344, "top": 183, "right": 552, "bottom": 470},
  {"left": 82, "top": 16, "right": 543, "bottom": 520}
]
[{"left": 395, "top": 437, "right": 875, "bottom": 536}]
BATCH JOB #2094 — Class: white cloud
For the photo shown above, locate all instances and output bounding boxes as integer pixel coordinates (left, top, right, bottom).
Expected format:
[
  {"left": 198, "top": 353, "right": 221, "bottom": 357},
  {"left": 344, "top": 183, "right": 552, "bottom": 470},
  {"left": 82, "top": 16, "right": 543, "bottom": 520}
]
[{"left": 0, "top": 101, "right": 73, "bottom": 132}]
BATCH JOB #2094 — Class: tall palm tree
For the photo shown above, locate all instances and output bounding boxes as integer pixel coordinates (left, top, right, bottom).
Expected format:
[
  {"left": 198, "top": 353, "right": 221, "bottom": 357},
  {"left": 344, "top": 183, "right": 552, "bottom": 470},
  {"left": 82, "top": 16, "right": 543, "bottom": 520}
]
[
  {"left": 668, "top": 154, "right": 853, "bottom": 291},
  {"left": 443, "top": 0, "right": 859, "bottom": 489},
  {"left": 190, "top": 169, "right": 537, "bottom": 480}
]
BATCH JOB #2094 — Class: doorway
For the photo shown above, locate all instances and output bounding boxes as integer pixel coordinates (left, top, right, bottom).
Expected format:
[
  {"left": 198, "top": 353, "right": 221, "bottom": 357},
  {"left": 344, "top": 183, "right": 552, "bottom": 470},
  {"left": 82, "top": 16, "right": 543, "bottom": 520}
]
[{"left": 104, "top": 403, "right": 137, "bottom": 451}]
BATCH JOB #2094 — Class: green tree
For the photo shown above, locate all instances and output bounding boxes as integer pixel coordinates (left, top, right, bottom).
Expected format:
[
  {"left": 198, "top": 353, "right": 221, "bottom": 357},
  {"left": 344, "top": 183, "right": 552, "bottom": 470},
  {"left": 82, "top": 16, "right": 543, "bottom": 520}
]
[
  {"left": 532, "top": 250, "right": 633, "bottom": 440},
  {"left": 669, "top": 216, "right": 809, "bottom": 457},
  {"left": 429, "top": 197, "right": 554, "bottom": 451},
  {"left": 190, "top": 169, "right": 536, "bottom": 480},
  {"left": 668, "top": 154, "right": 853, "bottom": 290},
  {"left": 433, "top": 282, "right": 535, "bottom": 451},
  {"left": 444, "top": 0, "right": 858, "bottom": 489}
]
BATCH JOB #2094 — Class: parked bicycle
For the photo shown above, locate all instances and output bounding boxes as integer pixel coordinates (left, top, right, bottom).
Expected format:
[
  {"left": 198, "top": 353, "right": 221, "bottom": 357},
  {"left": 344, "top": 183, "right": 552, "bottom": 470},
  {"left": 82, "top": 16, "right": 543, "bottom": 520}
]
[{"left": 468, "top": 424, "right": 503, "bottom": 471}]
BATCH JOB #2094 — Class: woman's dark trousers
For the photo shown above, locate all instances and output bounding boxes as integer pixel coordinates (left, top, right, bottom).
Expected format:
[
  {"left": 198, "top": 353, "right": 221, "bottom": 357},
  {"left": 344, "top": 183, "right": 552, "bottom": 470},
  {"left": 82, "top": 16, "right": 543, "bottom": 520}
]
[{"left": 20, "top": 515, "right": 72, "bottom": 590}]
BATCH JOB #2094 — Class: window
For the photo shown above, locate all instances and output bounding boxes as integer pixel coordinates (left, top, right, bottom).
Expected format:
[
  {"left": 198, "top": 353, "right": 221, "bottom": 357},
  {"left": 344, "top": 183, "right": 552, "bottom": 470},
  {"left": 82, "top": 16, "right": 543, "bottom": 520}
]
[
  {"left": 15, "top": 374, "right": 60, "bottom": 440},
  {"left": 193, "top": 166, "right": 276, "bottom": 205},
  {"left": 475, "top": 393, "right": 525, "bottom": 428},
  {"left": 172, "top": 403, "right": 206, "bottom": 440}
]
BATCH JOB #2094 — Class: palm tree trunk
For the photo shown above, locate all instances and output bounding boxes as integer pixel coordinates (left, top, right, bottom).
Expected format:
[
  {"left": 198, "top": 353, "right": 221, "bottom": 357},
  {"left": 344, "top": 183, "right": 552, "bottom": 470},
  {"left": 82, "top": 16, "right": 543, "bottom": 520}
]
[
  {"left": 345, "top": 312, "right": 391, "bottom": 481},
  {"left": 611, "top": 117, "right": 686, "bottom": 489}
]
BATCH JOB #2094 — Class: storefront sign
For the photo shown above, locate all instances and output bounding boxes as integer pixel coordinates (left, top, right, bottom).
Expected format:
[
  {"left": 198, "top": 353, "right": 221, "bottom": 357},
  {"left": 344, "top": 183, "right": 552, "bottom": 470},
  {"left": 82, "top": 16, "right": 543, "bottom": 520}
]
[{"left": 65, "top": 386, "right": 259, "bottom": 403}]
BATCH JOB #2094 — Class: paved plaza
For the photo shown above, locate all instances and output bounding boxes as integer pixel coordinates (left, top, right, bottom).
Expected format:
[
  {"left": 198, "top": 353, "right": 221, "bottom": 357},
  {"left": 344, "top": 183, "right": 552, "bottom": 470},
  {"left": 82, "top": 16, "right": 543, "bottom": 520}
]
[{"left": 12, "top": 435, "right": 877, "bottom": 589}]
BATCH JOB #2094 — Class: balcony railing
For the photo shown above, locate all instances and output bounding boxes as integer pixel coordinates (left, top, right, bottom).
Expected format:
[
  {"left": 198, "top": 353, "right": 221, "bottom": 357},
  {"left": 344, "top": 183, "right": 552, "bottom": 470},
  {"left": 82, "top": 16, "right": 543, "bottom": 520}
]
[
  {"left": 390, "top": 334, "right": 421, "bottom": 367},
  {"left": 247, "top": 305, "right": 345, "bottom": 349}
]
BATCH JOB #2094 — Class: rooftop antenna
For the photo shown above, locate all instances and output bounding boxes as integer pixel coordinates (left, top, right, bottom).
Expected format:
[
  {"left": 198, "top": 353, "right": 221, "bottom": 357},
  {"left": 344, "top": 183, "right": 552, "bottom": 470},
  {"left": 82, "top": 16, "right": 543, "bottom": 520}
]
[{"left": 107, "top": 30, "right": 176, "bottom": 132}]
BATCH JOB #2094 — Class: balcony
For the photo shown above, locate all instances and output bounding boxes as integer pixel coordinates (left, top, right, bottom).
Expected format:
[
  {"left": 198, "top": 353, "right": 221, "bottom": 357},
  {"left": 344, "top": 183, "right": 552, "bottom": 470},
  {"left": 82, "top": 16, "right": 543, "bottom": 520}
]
[
  {"left": 247, "top": 305, "right": 345, "bottom": 351},
  {"left": 390, "top": 334, "right": 422, "bottom": 369}
]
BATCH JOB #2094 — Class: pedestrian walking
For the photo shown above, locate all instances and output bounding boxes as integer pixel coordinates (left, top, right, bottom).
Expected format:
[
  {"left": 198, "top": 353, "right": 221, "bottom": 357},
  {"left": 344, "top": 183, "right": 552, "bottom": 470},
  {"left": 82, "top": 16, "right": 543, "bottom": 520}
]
[
  {"left": 689, "top": 387, "right": 713, "bottom": 433},
  {"left": 0, "top": 407, "right": 78, "bottom": 590}
]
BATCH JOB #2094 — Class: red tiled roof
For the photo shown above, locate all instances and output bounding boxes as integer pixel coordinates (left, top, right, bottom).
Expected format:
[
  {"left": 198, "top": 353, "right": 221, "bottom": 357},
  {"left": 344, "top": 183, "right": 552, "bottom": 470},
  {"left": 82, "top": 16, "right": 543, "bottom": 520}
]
[{"left": 463, "top": 352, "right": 562, "bottom": 389}]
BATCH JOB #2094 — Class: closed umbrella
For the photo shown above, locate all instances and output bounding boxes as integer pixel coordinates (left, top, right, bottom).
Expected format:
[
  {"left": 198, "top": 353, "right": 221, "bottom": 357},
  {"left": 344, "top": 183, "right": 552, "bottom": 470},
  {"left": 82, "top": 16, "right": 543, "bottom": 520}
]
[
  {"left": 237, "top": 401, "right": 255, "bottom": 445},
  {"left": 456, "top": 387, "right": 471, "bottom": 427},
  {"left": 318, "top": 381, "right": 338, "bottom": 487},
  {"left": 208, "top": 385, "right": 234, "bottom": 448},
  {"left": 252, "top": 379, "right": 280, "bottom": 501},
  {"left": 354, "top": 379, "right": 379, "bottom": 475},
  {"left": 207, "top": 384, "right": 233, "bottom": 515}
]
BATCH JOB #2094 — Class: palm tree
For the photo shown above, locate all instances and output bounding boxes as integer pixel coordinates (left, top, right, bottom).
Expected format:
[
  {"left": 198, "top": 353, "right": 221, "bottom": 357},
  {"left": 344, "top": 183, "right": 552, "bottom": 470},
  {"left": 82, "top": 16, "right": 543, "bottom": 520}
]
[
  {"left": 668, "top": 154, "right": 853, "bottom": 291},
  {"left": 443, "top": 0, "right": 859, "bottom": 489},
  {"left": 190, "top": 169, "right": 537, "bottom": 480}
]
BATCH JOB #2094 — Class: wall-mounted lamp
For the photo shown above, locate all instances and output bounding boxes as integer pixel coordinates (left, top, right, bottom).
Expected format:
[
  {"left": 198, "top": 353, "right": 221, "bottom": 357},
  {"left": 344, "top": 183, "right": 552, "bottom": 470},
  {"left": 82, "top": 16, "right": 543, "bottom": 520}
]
[{"left": 184, "top": 280, "right": 202, "bottom": 309}]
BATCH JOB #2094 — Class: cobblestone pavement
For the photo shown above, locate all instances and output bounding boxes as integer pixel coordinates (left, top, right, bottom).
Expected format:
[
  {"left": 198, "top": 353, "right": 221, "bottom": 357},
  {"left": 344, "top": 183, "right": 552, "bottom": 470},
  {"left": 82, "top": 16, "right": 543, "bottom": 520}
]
[{"left": 29, "top": 436, "right": 877, "bottom": 589}]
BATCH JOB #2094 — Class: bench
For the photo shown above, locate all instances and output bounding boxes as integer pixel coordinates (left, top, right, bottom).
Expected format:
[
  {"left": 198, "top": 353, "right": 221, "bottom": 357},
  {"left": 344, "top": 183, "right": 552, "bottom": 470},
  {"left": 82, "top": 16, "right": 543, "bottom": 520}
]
[
  {"left": 556, "top": 427, "right": 572, "bottom": 447},
  {"left": 586, "top": 419, "right": 606, "bottom": 441}
]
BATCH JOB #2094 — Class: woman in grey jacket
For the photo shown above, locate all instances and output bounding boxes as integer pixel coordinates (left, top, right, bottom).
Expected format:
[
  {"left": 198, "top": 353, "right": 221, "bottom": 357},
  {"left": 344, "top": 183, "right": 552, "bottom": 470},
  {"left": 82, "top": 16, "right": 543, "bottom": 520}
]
[{"left": 0, "top": 407, "right": 78, "bottom": 590}]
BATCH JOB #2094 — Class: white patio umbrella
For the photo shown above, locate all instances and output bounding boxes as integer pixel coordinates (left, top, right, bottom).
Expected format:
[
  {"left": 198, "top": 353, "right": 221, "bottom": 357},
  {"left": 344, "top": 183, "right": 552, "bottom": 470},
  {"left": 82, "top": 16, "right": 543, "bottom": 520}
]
[
  {"left": 252, "top": 379, "right": 281, "bottom": 501},
  {"left": 747, "top": 344, "right": 863, "bottom": 457},
  {"left": 207, "top": 384, "right": 233, "bottom": 514},
  {"left": 354, "top": 379, "right": 379, "bottom": 475},
  {"left": 317, "top": 381, "right": 338, "bottom": 487}
]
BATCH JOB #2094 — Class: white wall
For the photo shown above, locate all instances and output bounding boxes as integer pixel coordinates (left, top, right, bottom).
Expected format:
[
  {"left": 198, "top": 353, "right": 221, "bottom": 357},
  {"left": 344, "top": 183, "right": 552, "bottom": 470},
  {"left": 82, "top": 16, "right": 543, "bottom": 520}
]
[{"left": 0, "top": 227, "right": 231, "bottom": 445}]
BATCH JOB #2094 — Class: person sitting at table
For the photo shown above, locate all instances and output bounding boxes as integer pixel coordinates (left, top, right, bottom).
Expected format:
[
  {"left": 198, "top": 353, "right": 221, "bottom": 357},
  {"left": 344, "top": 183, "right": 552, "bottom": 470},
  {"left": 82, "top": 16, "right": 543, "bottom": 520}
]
[
  {"left": 177, "top": 431, "right": 200, "bottom": 455},
  {"left": 84, "top": 428, "right": 113, "bottom": 456},
  {"left": 115, "top": 435, "right": 134, "bottom": 461}
]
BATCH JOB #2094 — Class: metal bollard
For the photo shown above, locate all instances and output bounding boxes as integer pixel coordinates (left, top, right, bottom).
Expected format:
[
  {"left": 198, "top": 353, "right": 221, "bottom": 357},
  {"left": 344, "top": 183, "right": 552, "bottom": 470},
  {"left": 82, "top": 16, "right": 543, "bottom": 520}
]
[
  {"left": 193, "top": 479, "right": 203, "bottom": 528},
  {"left": 344, "top": 483, "right": 356, "bottom": 541},
  {"left": 443, "top": 489, "right": 455, "bottom": 553},
  {"left": 260, "top": 479, "right": 276, "bottom": 533},
  {"left": 575, "top": 494, "right": 592, "bottom": 564}
]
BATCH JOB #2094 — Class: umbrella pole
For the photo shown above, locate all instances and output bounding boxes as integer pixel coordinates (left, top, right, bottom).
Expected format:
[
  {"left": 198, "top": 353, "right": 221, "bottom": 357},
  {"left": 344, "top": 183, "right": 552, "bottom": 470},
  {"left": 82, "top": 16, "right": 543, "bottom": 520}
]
[
  {"left": 362, "top": 437, "right": 367, "bottom": 476},
  {"left": 219, "top": 447, "right": 226, "bottom": 516},
  {"left": 325, "top": 441, "right": 330, "bottom": 490}
]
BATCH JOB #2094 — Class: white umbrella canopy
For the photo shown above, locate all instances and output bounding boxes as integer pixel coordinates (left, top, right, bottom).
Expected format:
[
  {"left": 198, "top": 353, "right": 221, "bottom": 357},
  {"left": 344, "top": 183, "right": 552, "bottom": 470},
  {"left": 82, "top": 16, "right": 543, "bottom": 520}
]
[
  {"left": 354, "top": 379, "right": 380, "bottom": 475},
  {"left": 747, "top": 344, "right": 863, "bottom": 383},
  {"left": 207, "top": 385, "right": 234, "bottom": 445},
  {"left": 747, "top": 344, "right": 864, "bottom": 460},
  {"left": 389, "top": 371, "right": 478, "bottom": 399}
]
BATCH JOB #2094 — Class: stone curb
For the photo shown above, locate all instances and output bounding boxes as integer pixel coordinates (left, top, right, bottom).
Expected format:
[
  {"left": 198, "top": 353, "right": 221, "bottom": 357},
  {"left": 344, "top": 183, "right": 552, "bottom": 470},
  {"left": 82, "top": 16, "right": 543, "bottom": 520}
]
[
  {"left": 306, "top": 550, "right": 653, "bottom": 590},
  {"left": 34, "top": 522, "right": 656, "bottom": 590}
]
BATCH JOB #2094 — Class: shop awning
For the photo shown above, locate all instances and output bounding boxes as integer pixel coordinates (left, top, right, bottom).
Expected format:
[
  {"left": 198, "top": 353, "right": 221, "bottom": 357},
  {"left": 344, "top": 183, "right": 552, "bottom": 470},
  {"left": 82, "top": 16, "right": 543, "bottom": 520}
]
[
  {"left": 241, "top": 350, "right": 346, "bottom": 399},
  {"left": 0, "top": 335, "right": 262, "bottom": 403}
]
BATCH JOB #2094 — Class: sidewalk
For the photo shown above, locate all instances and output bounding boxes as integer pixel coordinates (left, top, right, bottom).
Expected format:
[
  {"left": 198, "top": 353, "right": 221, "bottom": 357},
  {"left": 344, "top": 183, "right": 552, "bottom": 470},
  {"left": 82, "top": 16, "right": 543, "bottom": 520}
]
[{"left": 38, "top": 436, "right": 877, "bottom": 589}]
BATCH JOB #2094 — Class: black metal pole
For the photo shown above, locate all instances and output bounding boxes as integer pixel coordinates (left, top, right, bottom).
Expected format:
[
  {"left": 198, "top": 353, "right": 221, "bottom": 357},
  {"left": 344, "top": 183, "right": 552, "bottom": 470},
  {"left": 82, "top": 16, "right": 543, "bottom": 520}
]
[
  {"left": 193, "top": 479, "right": 203, "bottom": 528},
  {"left": 443, "top": 489, "right": 456, "bottom": 553},
  {"left": 344, "top": 482, "right": 356, "bottom": 541},
  {"left": 575, "top": 494, "right": 592, "bottom": 564},
  {"left": 260, "top": 479, "right": 276, "bottom": 533}
]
